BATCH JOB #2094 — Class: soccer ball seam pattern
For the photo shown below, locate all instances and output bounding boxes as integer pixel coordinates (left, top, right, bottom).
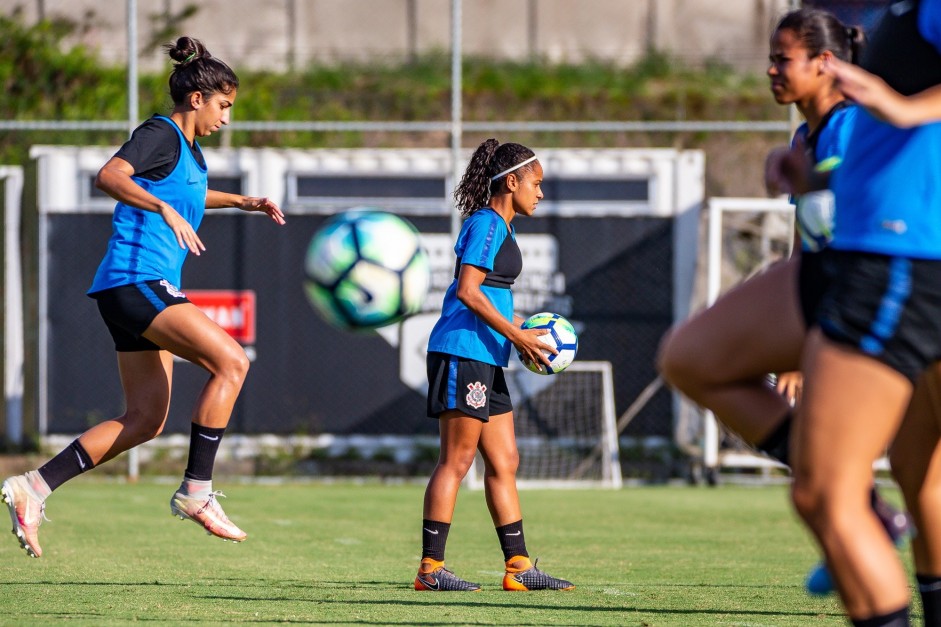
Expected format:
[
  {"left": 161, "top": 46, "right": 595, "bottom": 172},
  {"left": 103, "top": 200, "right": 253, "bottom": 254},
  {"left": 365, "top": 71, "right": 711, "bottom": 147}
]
[{"left": 518, "top": 312, "right": 578, "bottom": 375}]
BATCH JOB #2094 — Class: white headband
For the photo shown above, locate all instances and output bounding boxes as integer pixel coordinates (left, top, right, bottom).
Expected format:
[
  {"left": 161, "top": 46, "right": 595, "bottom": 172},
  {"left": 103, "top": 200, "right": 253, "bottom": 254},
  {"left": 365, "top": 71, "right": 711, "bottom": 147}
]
[{"left": 490, "top": 155, "right": 538, "bottom": 181}]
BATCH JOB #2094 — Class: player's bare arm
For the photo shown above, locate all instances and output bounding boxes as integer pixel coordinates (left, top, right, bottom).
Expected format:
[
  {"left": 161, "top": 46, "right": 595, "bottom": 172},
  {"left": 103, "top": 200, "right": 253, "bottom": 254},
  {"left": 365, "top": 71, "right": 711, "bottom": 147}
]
[
  {"left": 455, "top": 264, "right": 555, "bottom": 369},
  {"left": 826, "top": 56, "right": 941, "bottom": 127},
  {"left": 205, "top": 190, "right": 286, "bottom": 225}
]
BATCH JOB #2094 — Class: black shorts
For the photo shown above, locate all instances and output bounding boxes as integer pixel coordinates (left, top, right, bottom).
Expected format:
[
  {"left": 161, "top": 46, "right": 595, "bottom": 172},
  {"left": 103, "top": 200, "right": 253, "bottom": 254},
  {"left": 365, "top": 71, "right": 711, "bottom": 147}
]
[
  {"left": 89, "top": 280, "right": 189, "bottom": 351},
  {"left": 798, "top": 250, "right": 829, "bottom": 328},
  {"left": 426, "top": 352, "right": 513, "bottom": 422},
  {"left": 809, "top": 249, "right": 941, "bottom": 383}
]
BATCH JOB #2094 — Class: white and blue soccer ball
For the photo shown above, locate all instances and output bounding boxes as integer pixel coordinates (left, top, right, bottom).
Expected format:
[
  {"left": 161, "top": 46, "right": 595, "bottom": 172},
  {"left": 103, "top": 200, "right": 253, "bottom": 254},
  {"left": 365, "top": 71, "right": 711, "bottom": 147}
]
[
  {"left": 304, "top": 209, "right": 431, "bottom": 330},
  {"left": 795, "top": 189, "right": 835, "bottom": 252},
  {"left": 517, "top": 312, "right": 579, "bottom": 375}
]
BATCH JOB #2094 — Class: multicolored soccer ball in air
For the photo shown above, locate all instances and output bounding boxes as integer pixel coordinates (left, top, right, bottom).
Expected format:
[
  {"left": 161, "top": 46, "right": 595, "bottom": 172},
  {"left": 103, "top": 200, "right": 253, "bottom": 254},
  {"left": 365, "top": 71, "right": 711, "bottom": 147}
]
[{"left": 304, "top": 209, "right": 431, "bottom": 330}]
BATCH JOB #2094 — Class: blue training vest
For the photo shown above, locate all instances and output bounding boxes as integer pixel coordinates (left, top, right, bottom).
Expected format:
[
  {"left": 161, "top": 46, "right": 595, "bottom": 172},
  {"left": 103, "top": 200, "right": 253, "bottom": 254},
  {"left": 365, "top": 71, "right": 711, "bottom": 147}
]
[{"left": 89, "top": 115, "right": 208, "bottom": 293}]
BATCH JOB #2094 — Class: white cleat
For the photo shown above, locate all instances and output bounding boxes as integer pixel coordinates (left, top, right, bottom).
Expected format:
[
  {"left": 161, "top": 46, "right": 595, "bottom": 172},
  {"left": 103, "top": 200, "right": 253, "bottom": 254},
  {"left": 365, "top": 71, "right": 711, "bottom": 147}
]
[
  {"left": 1, "top": 475, "right": 48, "bottom": 558},
  {"left": 170, "top": 490, "right": 247, "bottom": 542}
]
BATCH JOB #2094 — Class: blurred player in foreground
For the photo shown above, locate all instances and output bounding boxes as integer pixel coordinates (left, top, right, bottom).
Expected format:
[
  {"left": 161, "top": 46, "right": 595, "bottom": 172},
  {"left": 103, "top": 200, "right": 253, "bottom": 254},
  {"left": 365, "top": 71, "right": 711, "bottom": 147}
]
[
  {"left": 779, "top": 1, "right": 941, "bottom": 624},
  {"left": 415, "top": 139, "right": 574, "bottom": 592},
  {"left": 657, "top": 7, "right": 909, "bottom": 594},
  {"left": 2, "top": 36, "right": 285, "bottom": 558}
]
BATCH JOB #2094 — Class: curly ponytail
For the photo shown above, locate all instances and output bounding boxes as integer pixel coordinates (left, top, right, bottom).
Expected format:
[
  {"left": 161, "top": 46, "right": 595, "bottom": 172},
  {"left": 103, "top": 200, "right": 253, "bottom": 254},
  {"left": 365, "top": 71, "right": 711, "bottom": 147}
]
[{"left": 453, "top": 139, "right": 537, "bottom": 217}]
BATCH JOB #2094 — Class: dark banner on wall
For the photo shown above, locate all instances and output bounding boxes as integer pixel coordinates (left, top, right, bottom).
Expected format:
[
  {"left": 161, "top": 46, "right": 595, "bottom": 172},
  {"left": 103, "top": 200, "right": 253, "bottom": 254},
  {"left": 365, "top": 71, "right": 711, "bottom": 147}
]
[{"left": 45, "top": 211, "right": 675, "bottom": 438}]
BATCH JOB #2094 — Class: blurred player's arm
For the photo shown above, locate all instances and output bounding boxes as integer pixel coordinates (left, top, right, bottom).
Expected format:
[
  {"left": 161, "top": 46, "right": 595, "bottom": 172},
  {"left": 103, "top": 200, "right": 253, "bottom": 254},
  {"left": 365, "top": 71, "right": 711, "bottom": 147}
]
[
  {"left": 766, "top": 138, "right": 837, "bottom": 198},
  {"left": 826, "top": 57, "right": 941, "bottom": 128},
  {"left": 455, "top": 263, "right": 555, "bottom": 369}
]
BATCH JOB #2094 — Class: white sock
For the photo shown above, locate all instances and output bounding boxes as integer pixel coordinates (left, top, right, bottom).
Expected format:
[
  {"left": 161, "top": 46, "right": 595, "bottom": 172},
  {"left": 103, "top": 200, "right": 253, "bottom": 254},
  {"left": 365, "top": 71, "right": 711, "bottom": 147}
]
[
  {"left": 24, "top": 470, "right": 51, "bottom": 499},
  {"left": 180, "top": 478, "right": 212, "bottom": 497}
]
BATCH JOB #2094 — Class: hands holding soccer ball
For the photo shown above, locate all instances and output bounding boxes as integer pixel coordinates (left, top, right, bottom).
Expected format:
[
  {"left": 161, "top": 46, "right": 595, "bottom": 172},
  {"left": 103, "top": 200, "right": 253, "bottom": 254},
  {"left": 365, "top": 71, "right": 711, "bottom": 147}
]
[
  {"left": 512, "top": 323, "right": 558, "bottom": 373},
  {"left": 515, "top": 313, "right": 579, "bottom": 375}
]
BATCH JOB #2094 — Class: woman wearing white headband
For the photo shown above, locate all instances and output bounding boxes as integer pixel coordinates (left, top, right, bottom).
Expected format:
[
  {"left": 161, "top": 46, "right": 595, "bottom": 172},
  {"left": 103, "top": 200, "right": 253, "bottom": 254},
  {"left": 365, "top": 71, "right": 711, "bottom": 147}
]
[{"left": 414, "top": 139, "right": 575, "bottom": 592}]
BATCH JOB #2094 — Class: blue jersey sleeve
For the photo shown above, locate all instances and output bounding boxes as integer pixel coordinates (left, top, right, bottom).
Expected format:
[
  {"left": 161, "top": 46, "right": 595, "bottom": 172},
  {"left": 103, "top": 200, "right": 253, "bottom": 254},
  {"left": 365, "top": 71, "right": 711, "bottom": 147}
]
[
  {"left": 456, "top": 210, "right": 506, "bottom": 272},
  {"left": 791, "top": 123, "right": 809, "bottom": 149},
  {"left": 921, "top": 0, "right": 941, "bottom": 53},
  {"left": 815, "top": 105, "right": 857, "bottom": 168}
]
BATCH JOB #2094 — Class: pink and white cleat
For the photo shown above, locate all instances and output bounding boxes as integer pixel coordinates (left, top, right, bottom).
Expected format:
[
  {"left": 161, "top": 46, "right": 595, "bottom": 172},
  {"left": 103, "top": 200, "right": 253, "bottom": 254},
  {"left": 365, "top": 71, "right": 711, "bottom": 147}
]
[
  {"left": 1, "top": 474, "right": 48, "bottom": 558},
  {"left": 170, "top": 489, "right": 247, "bottom": 542}
]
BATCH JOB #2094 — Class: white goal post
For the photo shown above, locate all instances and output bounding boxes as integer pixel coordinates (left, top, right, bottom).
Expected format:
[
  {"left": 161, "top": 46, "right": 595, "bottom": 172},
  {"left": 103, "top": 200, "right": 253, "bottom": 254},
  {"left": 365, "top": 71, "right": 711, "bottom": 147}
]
[
  {"left": 466, "top": 360, "right": 622, "bottom": 490},
  {"left": 701, "top": 197, "right": 794, "bottom": 474}
]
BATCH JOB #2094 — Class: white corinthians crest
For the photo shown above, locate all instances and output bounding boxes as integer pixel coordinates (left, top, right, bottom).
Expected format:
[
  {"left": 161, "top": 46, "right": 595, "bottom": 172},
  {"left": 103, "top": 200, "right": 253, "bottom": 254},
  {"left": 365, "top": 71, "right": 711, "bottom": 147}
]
[
  {"left": 465, "top": 381, "right": 488, "bottom": 409},
  {"left": 160, "top": 279, "right": 185, "bottom": 298}
]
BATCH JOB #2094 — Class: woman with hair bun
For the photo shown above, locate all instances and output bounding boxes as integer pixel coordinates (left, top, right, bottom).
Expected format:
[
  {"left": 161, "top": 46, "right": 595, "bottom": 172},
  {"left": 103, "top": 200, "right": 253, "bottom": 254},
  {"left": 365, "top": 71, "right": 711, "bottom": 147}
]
[
  {"left": 414, "top": 139, "right": 574, "bottom": 592},
  {"left": 2, "top": 37, "right": 285, "bottom": 557},
  {"left": 657, "top": 7, "right": 910, "bottom": 595}
]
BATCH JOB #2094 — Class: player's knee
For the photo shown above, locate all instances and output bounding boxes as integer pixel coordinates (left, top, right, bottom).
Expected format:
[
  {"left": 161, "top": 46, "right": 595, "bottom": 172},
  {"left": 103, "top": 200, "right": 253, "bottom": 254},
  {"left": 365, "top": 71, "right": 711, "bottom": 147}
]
[
  {"left": 657, "top": 326, "right": 700, "bottom": 391},
  {"left": 439, "top": 449, "right": 477, "bottom": 477},
  {"left": 790, "top": 478, "right": 826, "bottom": 529},
  {"left": 655, "top": 328, "right": 678, "bottom": 381},
  {"left": 484, "top": 450, "right": 520, "bottom": 477},
  {"left": 122, "top": 409, "right": 167, "bottom": 444},
  {"left": 217, "top": 345, "right": 250, "bottom": 384},
  {"left": 792, "top": 477, "right": 857, "bottom": 537}
]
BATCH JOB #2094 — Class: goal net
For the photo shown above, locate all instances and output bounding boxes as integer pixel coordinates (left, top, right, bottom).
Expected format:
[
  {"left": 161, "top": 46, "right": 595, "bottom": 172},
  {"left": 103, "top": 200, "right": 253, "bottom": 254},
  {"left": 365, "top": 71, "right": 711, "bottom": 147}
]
[{"left": 466, "top": 360, "right": 622, "bottom": 489}]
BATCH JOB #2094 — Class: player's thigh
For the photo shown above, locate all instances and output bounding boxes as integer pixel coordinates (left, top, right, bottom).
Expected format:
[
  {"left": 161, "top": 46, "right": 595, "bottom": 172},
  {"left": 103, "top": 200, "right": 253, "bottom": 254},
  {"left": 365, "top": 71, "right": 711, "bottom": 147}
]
[
  {"left": 793, "top": 330, "right": 912, "bottom": 490},
  {"left": 661, "top": 258, "right": 804, "bottom": 380},
  {"left": 478, "top": 411, "right": 519, "bottom": 471},
  {"left": 144, "top": 302, "right": 246, "bottom": 372},
  {"left": 892, "top": 366, "right": 941, "bottom": 490},
  {"left": 438, "top": 411, "right": 484, "bottom": 463},
  {"left": 116, "top": 349, "right": 174, "bottom": 421}
]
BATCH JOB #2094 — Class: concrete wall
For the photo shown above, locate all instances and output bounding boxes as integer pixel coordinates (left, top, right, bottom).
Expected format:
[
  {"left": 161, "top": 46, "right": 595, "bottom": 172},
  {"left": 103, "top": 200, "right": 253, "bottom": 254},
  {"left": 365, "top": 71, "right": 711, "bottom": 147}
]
[{"left": 4, "top": 0, "right": 795, "bottom": 73}]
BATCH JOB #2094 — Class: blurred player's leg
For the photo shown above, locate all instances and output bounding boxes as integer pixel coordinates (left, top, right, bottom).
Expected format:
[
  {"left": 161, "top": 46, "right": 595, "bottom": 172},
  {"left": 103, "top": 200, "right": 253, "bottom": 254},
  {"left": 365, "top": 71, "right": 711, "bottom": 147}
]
[
  {"left": 658, "top": 260, "right": 801, "bottom": 444},
  {"left": 792, "top": 330, "right": 911, "bottom": 621},
  {"left": 891, "top": 366, "right": 941, "bottom": 625}
]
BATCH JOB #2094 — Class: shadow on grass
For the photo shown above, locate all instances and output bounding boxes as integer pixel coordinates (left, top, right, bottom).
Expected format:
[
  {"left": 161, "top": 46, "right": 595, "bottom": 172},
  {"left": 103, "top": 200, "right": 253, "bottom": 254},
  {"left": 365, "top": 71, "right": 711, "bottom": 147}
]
[
  {"left": 0, "top": 578, "right": 846, "bottom": 624},
  {"left": 193, "top": 592, "right": 843, "bottom": 619}
]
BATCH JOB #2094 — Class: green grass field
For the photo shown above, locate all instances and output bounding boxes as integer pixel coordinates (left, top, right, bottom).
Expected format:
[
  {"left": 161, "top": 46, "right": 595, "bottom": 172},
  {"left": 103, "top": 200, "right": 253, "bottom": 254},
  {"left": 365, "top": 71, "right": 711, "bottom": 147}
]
[{"left": 0, "top": 480, "right": 910, "bottom": 625}]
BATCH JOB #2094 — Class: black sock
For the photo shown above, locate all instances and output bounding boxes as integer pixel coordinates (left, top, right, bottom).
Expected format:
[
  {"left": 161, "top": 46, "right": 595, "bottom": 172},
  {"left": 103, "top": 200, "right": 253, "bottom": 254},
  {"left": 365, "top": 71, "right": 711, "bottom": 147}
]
[
  {"left": 851, "top": 606, "right": 910, "bottom": 627},
  {"left": 421, "top": 519, "right": 450, "bottom": 561},
  {"left": 183, "top": 424, "right": 226, "bottom": 481},
  {"left": 496, "top": 519, "right": 528, "bottom": 562},
  {"left": 756, "top": 412, "right": 792, "bottom": 467},
  {"left": 37, "top": 439, "right": 94, "bottom": 492},
  {"left": 918, "top": 574, "right": 941, "bottom": 626}
]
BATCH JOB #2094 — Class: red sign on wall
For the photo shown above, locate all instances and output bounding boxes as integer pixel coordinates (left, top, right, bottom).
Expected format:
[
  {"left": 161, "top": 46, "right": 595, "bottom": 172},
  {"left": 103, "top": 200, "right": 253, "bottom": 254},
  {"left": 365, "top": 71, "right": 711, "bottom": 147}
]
[{"left": 186, "top": 290, "right": 256, "bottom": 345}]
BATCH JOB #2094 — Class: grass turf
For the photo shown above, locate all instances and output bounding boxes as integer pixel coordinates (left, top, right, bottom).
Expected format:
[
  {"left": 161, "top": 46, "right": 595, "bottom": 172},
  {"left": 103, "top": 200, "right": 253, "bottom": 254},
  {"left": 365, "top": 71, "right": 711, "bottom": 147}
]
[{"left": 0, "top": 480, "right": 905, "bottom": 625}]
